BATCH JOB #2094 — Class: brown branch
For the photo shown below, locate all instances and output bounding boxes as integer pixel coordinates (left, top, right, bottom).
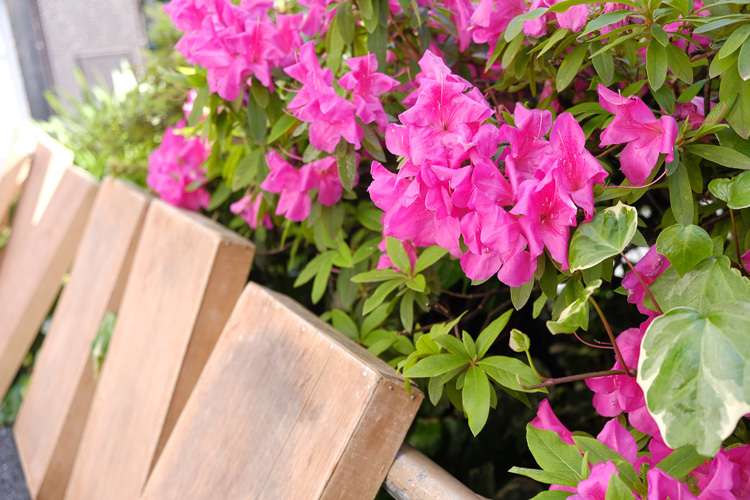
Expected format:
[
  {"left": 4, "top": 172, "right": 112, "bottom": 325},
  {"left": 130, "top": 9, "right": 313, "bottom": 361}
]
[
  {"left": 596, "top": 143, "right": 623, "bottom": 159},
  {"left": 589, "top": 297, "right": 635, "bottom": 376},
  {"left": 523, "top": 369, "right": 632, "bottom": 390},
  {"left": 690, "top": 49, "right": 718, "bottom": 62},
  {"left": 256, "top": 241, "right": 294, "bottom": 255}
]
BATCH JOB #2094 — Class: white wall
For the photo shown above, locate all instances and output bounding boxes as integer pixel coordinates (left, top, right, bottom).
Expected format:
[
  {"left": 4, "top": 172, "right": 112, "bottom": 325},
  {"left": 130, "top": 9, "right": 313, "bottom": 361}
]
[{"left": 0, "top": 1, "right": 29, "bottom": 161}]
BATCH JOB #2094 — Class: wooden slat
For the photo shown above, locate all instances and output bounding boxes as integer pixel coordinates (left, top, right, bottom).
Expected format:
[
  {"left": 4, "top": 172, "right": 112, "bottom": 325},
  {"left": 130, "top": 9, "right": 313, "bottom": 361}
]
[
  {"left": 383, "top": 444, "right": 487, "bottom": 500},
  {"left": 140, "top": 282, "right": 423, "bottom": 500},
  {"left": 64, "top": 199, "right": 255, "bottom": 500},
  {"left": 0, "top": 133, "right": 98, "bottom": 399},
  {"left": 14, "top": 178, "right": 151, "bottom": 500},
  {"left": 0, "top": 128, "right": 35, "bottom": 228}
]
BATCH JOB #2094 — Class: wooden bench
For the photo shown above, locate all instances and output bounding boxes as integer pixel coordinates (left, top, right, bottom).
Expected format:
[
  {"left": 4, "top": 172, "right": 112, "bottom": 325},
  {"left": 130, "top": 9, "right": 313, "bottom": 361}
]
[{"left": 2, "top": 129, "right": 484, "bottom": 500}]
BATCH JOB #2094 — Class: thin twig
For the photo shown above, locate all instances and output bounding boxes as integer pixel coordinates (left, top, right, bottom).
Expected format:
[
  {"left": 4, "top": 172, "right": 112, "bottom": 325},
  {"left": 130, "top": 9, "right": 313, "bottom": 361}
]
[
  {"left": 256, "top": 241, "right": 294, "bottom": 255},
  {"left": 589, "top": 296, "right": 635, "bottom": 376},
  {"left": 621, "top": 252, "right": 663, "bottom": 315},
  {"left": 690, "top": 49, "right": 718, "bottom": 62},
  {"left": 596, "top": 144, "right": 623, "bottom": 159},
  {"left": 524, "top": 369, "right": 632, "bottom": 390}
]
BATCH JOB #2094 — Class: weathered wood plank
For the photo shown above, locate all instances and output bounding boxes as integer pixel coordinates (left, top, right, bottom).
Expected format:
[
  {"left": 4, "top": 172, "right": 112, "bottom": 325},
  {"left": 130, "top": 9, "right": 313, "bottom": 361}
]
[
  {"left": 14, "top": 178, "right": 151, "bottom": 500},
  {"left": 141, "top": 282, "right": 423, "bottom": 500},
  {"left": 383, "top": 444, "right": 487, "bottom": 500},
  {"left": 0, "top": 133, "right": 98, "bottom": 399},
  {"left": 64, "top": 199, "right": 254, "bottom": 500}
]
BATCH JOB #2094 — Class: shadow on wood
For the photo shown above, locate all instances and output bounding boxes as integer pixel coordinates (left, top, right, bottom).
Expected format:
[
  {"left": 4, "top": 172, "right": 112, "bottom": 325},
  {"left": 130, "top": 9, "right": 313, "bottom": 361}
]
[
  {"left": 141, "top": 282, "right": 423, "bottom": 500},
  {"left": 0, "top": 131, "right": 98, "bottom": 399},
  {"left": 14, "top": 178, "right": 151, "bottom": 500},
  {"left": 64, "top": 199, "right": 255, "bottom": 500}
]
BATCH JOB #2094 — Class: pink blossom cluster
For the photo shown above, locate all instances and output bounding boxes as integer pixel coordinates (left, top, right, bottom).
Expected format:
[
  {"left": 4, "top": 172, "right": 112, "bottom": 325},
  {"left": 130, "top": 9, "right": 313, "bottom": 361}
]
[
  {"left": 531, "top": 399, "right": 750, "bottom": 498},
  {"left": 284, "top": 43, "right": 399, "bottom": 153},
  {"left": 164, "top": 0, "right": 304, "bottom": 101},
  {"left": 260, "top": 150, "right": 351, "bottom": 222},
  {"left": 598, "top": 85, "right": 679, "bottom": 186},
  {"left": 147, "top": 121, "right": 211, "bottom": 211},
  {"left": 369, "top": 51, "right": 607, "bottom": 287}
]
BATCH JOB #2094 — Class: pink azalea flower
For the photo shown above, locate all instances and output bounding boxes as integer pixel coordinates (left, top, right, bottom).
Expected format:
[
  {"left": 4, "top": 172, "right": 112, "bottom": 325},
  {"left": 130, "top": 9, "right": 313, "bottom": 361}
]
[
  {"left": 147, "top": 122, "right": 211, "bottom": 211},
  {"left": 598, "top": 85, "right": 679, "bottom": 185},
  {"left": 511, "top": 173, "right": 577, "bottom": 269},
  {"left": 570, "top": 462, "right": 627, "bottom": 500},
  {"left": 743, "top": 248, "right": 750, "bottom": 272},
  {"left": 376, "top": 238, "right": 418, "bottom": 273},
  {"left": 301, "top": 156, "right": 347, "bottom": 206},
  {"left": 538, "top": 112, "right": 608, "bottom": 221},
  {"left": 230, "top": 192, "right": 273, "bottom": 229},
  {"left": 693, "top": 446, "right": 750, "bottom": 498},
  {"left": 338, "top": 54, "right": 399, "bottom": 133},
  {"left": 499, "top": 104, "right": 553, "bottom": 192},
  {"left": 530, "top": 399, "right": 576, "bottom": 445},
  {"left": 585, "top": 319, "right": 661, "bottom": 437},
  {"left": 647, "top": 468, "right": 698, "bottom": 499},
  {"left": 260, "top": 150, "right": 311, "bottom": 221},
  {"left": 524, "top": 0, "right": 589, "bottom": 37},
  {"left": 621, "top": 245, "right": 670, "bottom": 316},
  {"left": 597, "top": 418, "right": 638, "bottom": 464},
  {"left": 470, "top": 0, "right": 525, "bottom": 55},
  {"left": 285, "top": 42, "right": 361, "bottom": 153}
]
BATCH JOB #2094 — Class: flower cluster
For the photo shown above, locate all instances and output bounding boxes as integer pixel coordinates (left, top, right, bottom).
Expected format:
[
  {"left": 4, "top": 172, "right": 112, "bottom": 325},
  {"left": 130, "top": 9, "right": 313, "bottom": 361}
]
[
  {"left": 164, "top": 0, "right": 304, "bottom": 100},
  {"left": 260, "top": 150, "right": 350, "bottom": 221},
  {"left": 285, "top": 43, "right": 398, "bottom": 153},
  {"left": 147, "top": 121, "right": 210, "bottom": 211},
  {"left": 230, "top": 192, "right": 272, "bottom": 229},
  {"left": 532, "top": 399, "right": 750, "bottom": 498},
  {"left": 370, "top": 51, "right": 607, "bottom": 287}
]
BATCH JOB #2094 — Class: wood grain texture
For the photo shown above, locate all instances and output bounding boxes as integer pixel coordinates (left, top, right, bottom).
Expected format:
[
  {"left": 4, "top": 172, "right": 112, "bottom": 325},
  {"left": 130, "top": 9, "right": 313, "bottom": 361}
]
[
  {"left": 0, "top": 133, "right": 98, "bottom": 399},
  {"left": 14, "top": 178, "right": 151, "bottom": 500},
  {"left": 141, "top": 282, "right": 423, "bottom": 500},
  {"left": 64, "top": 199, "right": 254, "bottom": 500},
  {"left": 383, "top": 444, "right": 487, "bottom": 500}
]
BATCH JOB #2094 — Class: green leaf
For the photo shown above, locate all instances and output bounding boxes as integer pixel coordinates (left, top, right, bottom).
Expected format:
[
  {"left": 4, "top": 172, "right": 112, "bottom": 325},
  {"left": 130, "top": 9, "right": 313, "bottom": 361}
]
[
  {"left": 646, "top": 39, "right": 668, "bottom": 90},
  {"left": 509, "top": 467, "right": 578, "bottom": 487},
  {"left": 386, "top": 236, "right": 412, "bottom": 275},
  {"left": 720, "top": 64, "right": 750, "bottom": 139},
  {"left": 404, "top": 353, "right": 469, "bottom": 378},
  {"left": 591, "top": 44, "right": 615, "bottom": 85},
  {"left": 463, "top": 366, "right": 491, "bottom": 436},
  {"left": 669, "top": 163, "right": 694, "bottom": 225},
  {"left": 266, "top": 114, "right": 298, "bottom": 143},
  {"left": 582, "top": 10, "right": 632, "bottom": 36},
  {"left": 367, "top": 23, "right": 388, "bottom": 69},
  {"left": 336, "top": 138, "right": 357, "bottom": 191},
  {"left": 358, "top": 0, "right": 373, "bottom": 22},
  {"left": 710, "top": 51, "right": 739, "bottom": 78},
  {"left": 479, "top": 356, "right": 546, "bottom": 392},
  {"left": 476, "top": 309, "right": 513, "bottom": 358},
  {"left": 361, "top": 123, "right": 386, "bottom": 162},
  {"left": 336, "top": 1, "right": 355, "bottom": 44},
  {"left": 351, "top": 268, "right": 402, "bottom": 283},
  {"left": 505, "top": 8, "right": 548, "bottom": 41},
  {"left": 569, "top": 203, "right": 638, "bottom": 271},
  {"left": 413, "top": 246, "right": 448, "bottom": 274},
  {"left": 573, "top": 436, "right": 640, "bottom": 488},
  {"left": 678, "top": 79, "right": 708, "bottom": 103},
  {"left": 546, "top": 280, "right": 601, "bottom": 334},
  {"left": 188, "top": 85, "right": 209, "bottom": 127},
  {"left": 719, "top": 23, "right": 750, "bottom": 59},
  {"left": 655, "top": 224, "right": 713, "bottom": 276},
  {"left": 404, "top": 274, "right": 426, "bottom": 292},
  {"left": 557, "top": 43, "right": 588, "bottom": 92},
  {"left": 648, "top": 256, "right": 750, "bottom": 314},
  {"left": 294, "top": 252, "right": 332, "bottom": 287},
  {"left": 312, "top": 254, "right": 335, "bottom": 304},
  {"left": 708, "top": 177, "right": 732, "bottom": 202},
  {"left": 363, "top": 278, "right": 402, "bottom": 314},
  {"left": 605, "top": 473, "right": 635, "bottom": 500},
  {"left": 231, "top": 149, "right": 261, "bottom": 191},
  {"left": 361, "top": 303, "right": 391, "bottom": 336},
  {"left": 528, "top": 491, "right": 575, "bottom": 500},
  {"left": 656, "top": 446, "right": 708, "bottom": 479},
  {"left": 727, "top": 171, "right": 750, "bottom": 208},
  {"left": 511, "top": 279, "right": 534, "bottom": 310},
  {"left": 433, "top": 334, "right": 469, "bottom": 357},
  {"left": 685, "top": 144, "right": 750, "bottom": 169},
  {"left": 739, "top": 38, "right": 750, "bottom": 80},
  {"left": 526, "top": 425, "right": 586, "bottom": 485},
  {"left": 509, "top": 328, "right": 531, "bottom": 352},
  {"left": 400, "top": 290, "right": 414, "bottom": 332},
  {"left": 246, "top": 93, "right": 267, "bottom": 143},
  {"left": 666, "top": 43, "right": 693, "bottom": 84},
  {"left": 331, "top": 309, "right": 359, "bottom": 340},
  {"left": 638, "top": 302, "right": 750, "bottom": 456},
  {"left": 651, "top": 24, "right": 669, "bottom": 46}
]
